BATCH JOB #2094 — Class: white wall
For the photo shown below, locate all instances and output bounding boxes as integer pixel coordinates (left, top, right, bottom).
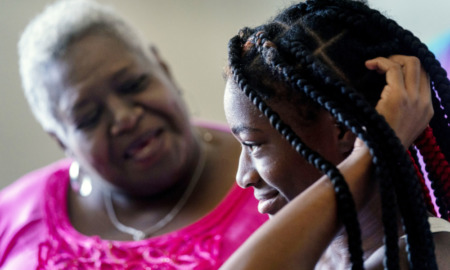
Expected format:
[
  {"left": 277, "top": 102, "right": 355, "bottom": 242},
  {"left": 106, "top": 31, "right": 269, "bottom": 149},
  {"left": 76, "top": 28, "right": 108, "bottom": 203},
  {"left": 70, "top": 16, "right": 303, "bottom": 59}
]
[{"left": 1, "top": 0, "right": 449, "bottom": 189}]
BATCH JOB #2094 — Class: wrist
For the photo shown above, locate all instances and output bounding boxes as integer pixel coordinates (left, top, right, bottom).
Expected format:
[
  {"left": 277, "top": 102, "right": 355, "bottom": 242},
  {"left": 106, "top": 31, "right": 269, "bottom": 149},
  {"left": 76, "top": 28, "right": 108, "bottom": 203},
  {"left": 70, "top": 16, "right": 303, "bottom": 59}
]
[{"left": 338, "top": 143, "right": 374, "bottom": 210}]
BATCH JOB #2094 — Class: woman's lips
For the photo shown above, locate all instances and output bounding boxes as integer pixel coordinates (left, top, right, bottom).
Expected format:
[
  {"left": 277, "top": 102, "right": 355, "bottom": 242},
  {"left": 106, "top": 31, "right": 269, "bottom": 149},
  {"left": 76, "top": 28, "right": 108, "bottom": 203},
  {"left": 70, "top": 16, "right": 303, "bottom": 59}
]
[
  {"left": 124, "top": 129, "right": 163, "bottom": 161},
  {"left": 256, "top": 191, "right": 282, "bottom": 215}
]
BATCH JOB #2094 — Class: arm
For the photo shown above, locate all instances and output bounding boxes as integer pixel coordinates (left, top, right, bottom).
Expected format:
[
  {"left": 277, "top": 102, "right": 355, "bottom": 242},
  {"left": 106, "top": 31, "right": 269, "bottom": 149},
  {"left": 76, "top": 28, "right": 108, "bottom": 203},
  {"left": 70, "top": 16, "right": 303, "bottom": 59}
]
[{"left": 220, "top": 55, "right": 433, "bottom": 269}]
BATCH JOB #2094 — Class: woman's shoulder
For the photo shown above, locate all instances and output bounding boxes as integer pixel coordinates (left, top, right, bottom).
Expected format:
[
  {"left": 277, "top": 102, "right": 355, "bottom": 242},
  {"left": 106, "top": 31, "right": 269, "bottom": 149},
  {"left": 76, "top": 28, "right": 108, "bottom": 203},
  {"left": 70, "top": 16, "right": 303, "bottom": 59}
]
[
  {"left": 0, "top": 159, "right": 71, "bottom": 224},
  {"left": 0, "top": 159, "right": 71, "bottom": 202},
  {"left": 0, "top": 159, "right": 71, "bottom": 265}
]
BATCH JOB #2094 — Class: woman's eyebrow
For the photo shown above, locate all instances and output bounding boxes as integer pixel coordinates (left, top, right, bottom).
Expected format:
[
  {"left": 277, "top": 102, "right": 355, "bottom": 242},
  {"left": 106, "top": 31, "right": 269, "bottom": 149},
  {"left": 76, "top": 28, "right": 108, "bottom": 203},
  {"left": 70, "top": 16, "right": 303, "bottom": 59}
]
[{"left": 231, "top": 126, "right": 262, "bottom": 135}]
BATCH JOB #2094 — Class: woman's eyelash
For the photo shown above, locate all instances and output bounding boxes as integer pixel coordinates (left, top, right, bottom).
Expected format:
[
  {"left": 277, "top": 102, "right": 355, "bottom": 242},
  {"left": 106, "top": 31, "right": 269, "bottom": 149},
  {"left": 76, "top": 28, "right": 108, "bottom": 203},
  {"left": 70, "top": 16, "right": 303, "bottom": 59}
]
[
  {"left": 118, "top": 75, "right": 148, "bottom": 94},
  {"left": 76, "top": 108, "right": 102, "bottom": 130},
  {"left": 242, "top": 142, "right": 260, "bottom": 151}
]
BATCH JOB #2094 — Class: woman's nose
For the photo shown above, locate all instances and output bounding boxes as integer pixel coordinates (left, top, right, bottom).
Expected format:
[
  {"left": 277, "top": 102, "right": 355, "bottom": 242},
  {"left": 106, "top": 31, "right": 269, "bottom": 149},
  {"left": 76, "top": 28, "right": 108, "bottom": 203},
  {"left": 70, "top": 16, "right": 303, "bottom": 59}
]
[
  {"left": 108, "top": 96, "right": 143, "bottom": 136},
  {"left": 236, "top": 149, "right": 260, "bottom": 188}
]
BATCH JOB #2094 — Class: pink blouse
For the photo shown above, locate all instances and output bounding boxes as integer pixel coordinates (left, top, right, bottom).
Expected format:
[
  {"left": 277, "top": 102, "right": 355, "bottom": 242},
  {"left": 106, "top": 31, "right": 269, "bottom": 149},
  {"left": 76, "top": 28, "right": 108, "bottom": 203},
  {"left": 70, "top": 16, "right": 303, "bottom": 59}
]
[{"left": 0, "top": 159, "right": 267, "bottom": 269}]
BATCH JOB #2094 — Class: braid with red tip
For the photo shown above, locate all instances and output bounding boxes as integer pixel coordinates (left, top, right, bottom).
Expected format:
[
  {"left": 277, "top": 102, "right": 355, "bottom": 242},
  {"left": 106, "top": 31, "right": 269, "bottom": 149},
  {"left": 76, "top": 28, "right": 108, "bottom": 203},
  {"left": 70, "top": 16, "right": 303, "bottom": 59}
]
[{"left": 415, "top": 127, "right": 450, "bottom": 220}]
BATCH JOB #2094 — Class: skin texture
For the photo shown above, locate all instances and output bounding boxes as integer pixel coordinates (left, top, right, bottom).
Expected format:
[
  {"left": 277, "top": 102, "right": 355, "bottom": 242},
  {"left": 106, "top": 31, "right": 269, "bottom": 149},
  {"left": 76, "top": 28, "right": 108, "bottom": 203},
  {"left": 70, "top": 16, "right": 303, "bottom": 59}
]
[
  {"left": 43, "top": 33, "right": 242, "bottom": 240},
  {"left": 221, "top": 56, "right": 439, "bottom": 269}
]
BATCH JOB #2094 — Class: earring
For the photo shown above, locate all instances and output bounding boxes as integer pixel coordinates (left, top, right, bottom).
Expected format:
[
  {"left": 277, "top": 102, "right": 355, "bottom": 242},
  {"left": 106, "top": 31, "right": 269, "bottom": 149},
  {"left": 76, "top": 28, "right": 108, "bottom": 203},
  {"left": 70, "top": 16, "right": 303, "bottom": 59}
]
[{"left": 69, "top": 161, "right": 92, "bottom": 197}]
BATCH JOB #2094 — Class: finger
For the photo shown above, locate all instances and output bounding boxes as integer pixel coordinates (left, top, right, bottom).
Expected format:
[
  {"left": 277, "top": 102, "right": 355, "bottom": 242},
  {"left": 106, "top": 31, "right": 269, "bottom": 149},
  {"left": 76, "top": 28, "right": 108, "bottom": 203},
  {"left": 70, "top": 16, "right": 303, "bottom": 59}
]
[
  {"left": 365, "top": 57, "right": 406, "bottom": 95},
  {"left": 389, "top": 55, "right": 432, "bottom": 119},
  {"left": 365, "top": 57, "right": 387, "bottom": 73},
  {"left": 388, "top": 55, "right": 421, "bottom": 97}
]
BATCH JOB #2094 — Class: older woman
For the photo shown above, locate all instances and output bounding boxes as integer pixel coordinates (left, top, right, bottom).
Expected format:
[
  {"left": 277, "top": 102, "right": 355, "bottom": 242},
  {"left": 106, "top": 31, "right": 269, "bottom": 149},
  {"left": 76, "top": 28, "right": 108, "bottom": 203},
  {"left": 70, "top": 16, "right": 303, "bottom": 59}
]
[{"left": 0, "top": 0, "right": 267, "bottom": 269}]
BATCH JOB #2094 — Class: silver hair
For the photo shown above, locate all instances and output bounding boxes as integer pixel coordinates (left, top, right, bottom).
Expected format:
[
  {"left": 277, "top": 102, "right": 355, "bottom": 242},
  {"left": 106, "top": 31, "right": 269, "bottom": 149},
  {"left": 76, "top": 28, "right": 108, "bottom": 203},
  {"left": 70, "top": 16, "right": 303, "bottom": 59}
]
[{"left": 18, "top": 0, "right": 155, "bottom": 136}]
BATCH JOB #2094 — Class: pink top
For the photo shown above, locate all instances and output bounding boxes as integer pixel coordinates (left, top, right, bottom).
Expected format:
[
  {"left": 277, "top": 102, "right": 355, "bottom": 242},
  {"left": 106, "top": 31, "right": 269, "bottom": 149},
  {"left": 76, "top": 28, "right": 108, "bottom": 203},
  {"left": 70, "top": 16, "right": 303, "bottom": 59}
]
[{"left": 0, "top": 123, "right": 268, "bottom": 269}]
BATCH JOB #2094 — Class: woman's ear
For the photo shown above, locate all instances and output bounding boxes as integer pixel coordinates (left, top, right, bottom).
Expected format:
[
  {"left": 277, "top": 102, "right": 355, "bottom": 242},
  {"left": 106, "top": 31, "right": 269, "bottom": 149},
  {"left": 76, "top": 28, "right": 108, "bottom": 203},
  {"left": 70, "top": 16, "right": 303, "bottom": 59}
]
[
  {"left": 335, "top": 123, "right": 357, "bottom": 157},
  {"left": 48, "top": 131, "right": 72, "bottom": 157}
]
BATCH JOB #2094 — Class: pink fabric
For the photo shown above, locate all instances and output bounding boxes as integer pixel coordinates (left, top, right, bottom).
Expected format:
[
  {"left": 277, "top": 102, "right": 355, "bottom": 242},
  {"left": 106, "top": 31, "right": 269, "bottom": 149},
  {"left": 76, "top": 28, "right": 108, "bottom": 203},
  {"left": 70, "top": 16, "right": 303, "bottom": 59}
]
[{"left": 0, "top": 125, "right": 268, "bottom": 269}]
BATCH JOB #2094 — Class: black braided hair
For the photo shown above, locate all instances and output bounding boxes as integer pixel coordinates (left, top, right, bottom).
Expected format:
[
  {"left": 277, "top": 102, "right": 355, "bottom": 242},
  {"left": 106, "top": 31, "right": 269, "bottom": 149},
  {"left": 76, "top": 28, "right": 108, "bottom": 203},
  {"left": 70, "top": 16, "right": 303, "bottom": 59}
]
[{"left": 226, "top": 0, "right": 449, "bottom": 269}]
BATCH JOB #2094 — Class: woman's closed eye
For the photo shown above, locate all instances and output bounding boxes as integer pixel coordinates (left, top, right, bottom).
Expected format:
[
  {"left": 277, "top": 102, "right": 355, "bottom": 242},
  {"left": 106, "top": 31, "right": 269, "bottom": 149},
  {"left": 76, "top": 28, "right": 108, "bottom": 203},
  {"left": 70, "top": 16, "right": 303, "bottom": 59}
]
[
  {"left": 76, "top": 107, "right": 103, "bottom": 130},
  {"left": 242, "top": 141, "right": 261, "bottom": 153},
  {"left": 117, "top": 74, "right": 149, "bottom": 95}
]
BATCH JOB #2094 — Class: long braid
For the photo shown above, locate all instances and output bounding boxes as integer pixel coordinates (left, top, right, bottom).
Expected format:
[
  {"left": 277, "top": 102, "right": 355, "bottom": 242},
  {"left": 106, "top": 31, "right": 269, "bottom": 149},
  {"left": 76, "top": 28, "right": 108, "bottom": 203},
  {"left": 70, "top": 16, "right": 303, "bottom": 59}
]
[{"left": 407, "top": 147, "right": 438, "bottom": 216}]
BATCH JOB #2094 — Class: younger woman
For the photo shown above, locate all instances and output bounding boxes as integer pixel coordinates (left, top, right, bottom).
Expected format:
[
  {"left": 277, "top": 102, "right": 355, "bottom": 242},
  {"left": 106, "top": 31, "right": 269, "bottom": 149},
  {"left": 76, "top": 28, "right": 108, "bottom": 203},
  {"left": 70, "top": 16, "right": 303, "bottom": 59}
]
[{"left": 222, "top": 0, "right": 450, "bottom": 269}]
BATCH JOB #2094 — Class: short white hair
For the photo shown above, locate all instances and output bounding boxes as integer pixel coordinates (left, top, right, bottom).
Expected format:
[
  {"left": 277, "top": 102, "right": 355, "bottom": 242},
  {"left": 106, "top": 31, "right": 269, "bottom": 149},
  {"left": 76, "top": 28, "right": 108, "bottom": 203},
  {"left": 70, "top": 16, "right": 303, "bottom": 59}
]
[{"left": 18, "top": 0, "right": 155, "bottom": 136}]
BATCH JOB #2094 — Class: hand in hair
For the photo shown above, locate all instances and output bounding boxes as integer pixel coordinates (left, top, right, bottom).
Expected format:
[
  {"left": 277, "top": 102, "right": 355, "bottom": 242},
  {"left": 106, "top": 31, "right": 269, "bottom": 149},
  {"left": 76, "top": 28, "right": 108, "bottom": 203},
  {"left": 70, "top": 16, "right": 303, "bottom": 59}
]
[{"left": 365, "top": 55, "right": 433, "bottom": 148}]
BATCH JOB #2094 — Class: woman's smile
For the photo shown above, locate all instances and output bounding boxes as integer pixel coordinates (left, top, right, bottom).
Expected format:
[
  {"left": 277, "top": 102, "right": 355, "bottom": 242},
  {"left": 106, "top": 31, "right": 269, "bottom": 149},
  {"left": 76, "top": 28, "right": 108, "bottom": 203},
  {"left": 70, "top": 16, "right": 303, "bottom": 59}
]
[
  {"left": 124, "top": 128, "right": 164, "bottom": 161},
  {"left": 255, "top": 189, "right": 286, "bottom": 216}
]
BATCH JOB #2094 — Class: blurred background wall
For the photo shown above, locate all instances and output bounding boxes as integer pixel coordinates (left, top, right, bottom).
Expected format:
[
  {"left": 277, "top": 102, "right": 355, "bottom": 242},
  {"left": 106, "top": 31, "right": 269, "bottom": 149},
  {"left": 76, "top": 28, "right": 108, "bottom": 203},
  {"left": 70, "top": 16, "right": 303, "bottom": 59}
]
[{"left": 1, "top": 0, "right": 449, "bottom": 190}]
